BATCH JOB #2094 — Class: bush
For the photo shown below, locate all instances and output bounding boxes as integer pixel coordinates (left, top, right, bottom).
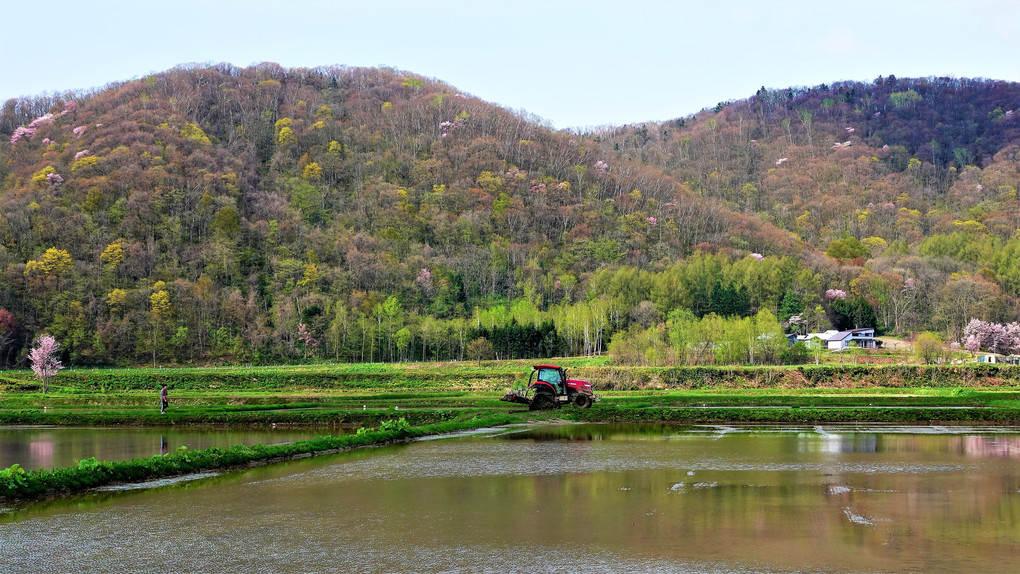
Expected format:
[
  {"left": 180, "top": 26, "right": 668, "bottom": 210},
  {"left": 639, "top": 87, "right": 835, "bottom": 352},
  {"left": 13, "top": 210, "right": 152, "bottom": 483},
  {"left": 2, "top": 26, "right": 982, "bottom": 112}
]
[
  {"left": 379, "top": 417, "right": 411, "bottom": 433},
  {"left": 914, "top": 332, "right": 950, "bottom": 364},
  {"left": 782, "top": 342, "right": 811, "bottom": 365}
]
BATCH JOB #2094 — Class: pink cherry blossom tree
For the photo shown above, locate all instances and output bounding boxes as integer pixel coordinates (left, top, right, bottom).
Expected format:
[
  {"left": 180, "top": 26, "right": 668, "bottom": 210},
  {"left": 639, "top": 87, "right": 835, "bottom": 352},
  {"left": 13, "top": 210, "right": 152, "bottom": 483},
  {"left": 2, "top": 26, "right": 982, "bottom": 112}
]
[
  {"left": 825, "top": 289, "right": 847, "bottom": 300},
  {"left": 9, "top": 113, "right": 58, "bottom": 145},
  {"left": 28, "top": 335, "right": 63, "bottom": 394},
  {"left": 415, "top": 267, "right": 434, "bottom": 296},
  {"left": 963, "top": 318, "right": 1020, "bottom": 355},
  {"left": 297, "top": 323, "right": 318, "bottom": 358},
  {"left": 10, "top": 126, "right": 32, "bottom": 145}
]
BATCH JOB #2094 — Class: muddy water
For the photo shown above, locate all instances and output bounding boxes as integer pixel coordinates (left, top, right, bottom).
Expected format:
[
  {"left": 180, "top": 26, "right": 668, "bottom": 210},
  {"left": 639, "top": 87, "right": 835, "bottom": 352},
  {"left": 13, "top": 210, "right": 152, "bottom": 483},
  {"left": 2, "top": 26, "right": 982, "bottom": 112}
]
[
  {"left": 2, "top": 424, "right": 1020, "bottom": 572},
  {"left": 0, "top": 426, "right": 344, "bottom": 469}
]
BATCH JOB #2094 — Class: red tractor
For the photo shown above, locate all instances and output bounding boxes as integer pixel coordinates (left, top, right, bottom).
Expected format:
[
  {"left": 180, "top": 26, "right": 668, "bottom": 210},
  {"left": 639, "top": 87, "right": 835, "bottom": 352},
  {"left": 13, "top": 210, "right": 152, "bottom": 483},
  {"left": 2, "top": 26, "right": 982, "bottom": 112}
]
[{"left": 500, "top": 364, "right": 600, "bottom": 410}]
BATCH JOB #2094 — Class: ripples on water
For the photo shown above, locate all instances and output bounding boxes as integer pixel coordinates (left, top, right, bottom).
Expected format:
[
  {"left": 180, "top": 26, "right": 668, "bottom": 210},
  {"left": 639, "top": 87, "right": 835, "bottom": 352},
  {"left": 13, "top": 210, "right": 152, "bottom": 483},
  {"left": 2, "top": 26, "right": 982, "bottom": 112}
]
[{"left": 268, "top": 438, "right": 978, "bottom": 485}]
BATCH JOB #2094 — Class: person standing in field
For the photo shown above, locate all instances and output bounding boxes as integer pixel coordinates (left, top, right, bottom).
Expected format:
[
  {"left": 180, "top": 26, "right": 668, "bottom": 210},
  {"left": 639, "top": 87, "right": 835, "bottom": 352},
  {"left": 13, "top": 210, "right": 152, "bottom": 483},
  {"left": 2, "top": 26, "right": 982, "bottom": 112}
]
[{"left": 160, "top": 384, "right": 168, "bottom": 414}]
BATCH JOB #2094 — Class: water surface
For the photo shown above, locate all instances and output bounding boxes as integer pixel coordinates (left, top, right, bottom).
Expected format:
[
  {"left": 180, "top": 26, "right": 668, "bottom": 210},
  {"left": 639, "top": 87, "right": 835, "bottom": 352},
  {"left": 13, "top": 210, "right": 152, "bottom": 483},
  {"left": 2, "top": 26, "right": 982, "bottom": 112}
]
[
  {"left": 2, "top": 424, "right": 1019, "bottom": 572},
  {"left": 0, "top": 425, "right": 344, "bottom": 469}
]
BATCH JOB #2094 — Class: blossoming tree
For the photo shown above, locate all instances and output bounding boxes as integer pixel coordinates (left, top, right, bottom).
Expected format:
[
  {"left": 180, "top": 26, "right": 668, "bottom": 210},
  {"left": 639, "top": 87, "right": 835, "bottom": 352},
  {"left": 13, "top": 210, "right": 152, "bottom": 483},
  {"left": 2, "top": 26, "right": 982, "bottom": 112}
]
[{"left": 28, "top": 335, "right": 63, "bottom": 394}]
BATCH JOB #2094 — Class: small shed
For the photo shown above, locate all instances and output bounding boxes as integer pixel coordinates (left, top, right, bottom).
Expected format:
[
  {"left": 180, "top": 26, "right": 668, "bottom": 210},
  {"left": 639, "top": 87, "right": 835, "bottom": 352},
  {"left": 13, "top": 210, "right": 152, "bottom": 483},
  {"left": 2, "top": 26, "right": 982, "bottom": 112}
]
[{"left": 977, "top": 353, "right": 1007, "bottom": 364}]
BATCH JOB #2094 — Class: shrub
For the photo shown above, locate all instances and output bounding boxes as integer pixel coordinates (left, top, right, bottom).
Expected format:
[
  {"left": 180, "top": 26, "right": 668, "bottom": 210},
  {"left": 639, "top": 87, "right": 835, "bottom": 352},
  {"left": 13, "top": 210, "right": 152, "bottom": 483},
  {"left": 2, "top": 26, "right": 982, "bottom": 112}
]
[
  {"left": 914, "top": 332, "right": 950, "bottom": 364},
  {"left": 380, "top": 417, "right": 410, "bottom": 433}
]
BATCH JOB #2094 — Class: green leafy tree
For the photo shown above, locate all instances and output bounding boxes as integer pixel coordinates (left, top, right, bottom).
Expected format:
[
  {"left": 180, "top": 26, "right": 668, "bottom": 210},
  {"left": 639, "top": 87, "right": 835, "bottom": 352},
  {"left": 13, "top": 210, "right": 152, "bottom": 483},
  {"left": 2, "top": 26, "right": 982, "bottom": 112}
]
[
  {"left": 709, "top": 282, "right": 750, "bottom": 318},
  {"left": 394, "top": 327, "right": 412, "bottom": 361},
  {"left": 825, "top": 237, "right": 868, "bottom": 261},
  {"left": 914, "top": 331, "right": 949, "bottom": 364},
  {"left": 211, "top": 206, "right": 241, "bottom": 239},
  {"left": 830, "top": 297, "right": 877, "bottom": 330},
  {"left": 889, "top": 89, "right": 922, "bottom": 108},
  {"left": 778, "top": 291, "right": 803, "bottom": 323},
  {"left": 782, "top": 342, "right": 810, "bottom": 365}
]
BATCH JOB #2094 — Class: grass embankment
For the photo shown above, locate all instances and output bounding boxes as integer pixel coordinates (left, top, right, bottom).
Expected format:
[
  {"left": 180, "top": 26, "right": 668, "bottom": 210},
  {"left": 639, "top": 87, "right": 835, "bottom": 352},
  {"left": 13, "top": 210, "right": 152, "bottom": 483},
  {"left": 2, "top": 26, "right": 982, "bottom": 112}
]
[
  {"left": 4, "top": 361, "right": 1020, "bottom": 426},
  {"left": 0, "top": 359, "right": 607, "bottom": 393},
  {"left": 5, "top": 359, "right": 1020, "bottom": 393},
  {"left": 0, "top": 413, "right": 520, "bottom": 504}
]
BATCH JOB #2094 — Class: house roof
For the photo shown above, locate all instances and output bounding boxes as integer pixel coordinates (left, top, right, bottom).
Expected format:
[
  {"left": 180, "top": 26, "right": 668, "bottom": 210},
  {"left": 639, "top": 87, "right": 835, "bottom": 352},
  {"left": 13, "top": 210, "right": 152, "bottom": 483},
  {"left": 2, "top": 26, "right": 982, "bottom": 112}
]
[{"left": 829, "top": 328, "right": 875, "bottom": 341}]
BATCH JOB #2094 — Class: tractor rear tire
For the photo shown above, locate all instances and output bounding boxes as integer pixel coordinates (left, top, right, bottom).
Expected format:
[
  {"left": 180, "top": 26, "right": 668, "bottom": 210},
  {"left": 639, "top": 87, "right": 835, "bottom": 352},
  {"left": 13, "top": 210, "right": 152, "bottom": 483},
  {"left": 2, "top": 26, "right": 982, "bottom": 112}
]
[
  {"left": 530, "top": 393, "right": 556, "bottom": 411},
  {"left": 572, "top": 394, "right": 592, "bottom": 409}
]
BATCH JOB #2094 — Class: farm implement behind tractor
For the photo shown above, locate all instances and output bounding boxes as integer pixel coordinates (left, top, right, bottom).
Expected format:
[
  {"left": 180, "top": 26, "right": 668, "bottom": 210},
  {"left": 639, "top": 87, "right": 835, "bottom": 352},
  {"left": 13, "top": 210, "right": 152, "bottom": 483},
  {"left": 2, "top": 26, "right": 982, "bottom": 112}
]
[{"left": 500, "top": 364, "right": 601, "bottom": 411}]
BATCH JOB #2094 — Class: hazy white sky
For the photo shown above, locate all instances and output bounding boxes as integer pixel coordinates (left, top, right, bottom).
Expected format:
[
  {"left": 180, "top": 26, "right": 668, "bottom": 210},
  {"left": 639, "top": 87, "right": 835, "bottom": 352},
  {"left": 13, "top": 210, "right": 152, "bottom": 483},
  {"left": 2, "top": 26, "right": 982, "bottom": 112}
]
[{"left": 3, "top": 0, "right": 1018, "bottom": 129}]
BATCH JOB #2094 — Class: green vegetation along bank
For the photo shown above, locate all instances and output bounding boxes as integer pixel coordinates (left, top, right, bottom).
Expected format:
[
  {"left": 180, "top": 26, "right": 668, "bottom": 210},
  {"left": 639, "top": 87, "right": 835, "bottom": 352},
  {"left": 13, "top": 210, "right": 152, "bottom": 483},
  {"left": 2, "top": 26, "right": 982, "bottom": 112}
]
[
  {"left": 0, "top": 414, "right": 519, "bottom": 504},
  {"left": 6, "top": 360, "right": 1020, "bottom": 394}
]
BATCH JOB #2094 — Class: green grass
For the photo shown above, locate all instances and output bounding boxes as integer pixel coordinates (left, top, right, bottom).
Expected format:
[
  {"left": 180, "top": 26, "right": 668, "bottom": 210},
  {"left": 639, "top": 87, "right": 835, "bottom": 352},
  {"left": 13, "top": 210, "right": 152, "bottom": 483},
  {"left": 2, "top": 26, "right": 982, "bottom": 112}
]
[
  {"left": 4, "top": 360, "right": 1020, "bottom": 427},
  {"left": 5, "top": 359, "right": 1020, "bottom": 394}
]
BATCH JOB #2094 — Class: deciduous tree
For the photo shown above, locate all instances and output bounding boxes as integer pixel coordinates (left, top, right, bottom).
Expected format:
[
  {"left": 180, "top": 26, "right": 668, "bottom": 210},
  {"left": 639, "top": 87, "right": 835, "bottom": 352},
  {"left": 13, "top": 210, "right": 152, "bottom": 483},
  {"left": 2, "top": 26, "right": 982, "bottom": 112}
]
[{"left": 29, "top": 335, "right": 63, "bottom": 394}]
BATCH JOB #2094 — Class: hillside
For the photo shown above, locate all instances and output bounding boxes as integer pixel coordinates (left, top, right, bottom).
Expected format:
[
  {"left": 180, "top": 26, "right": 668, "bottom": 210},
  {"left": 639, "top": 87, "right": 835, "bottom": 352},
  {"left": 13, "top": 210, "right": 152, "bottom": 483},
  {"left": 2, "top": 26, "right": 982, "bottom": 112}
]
[
  {"left": 590, "top": 76, "right": 1020, "bottom": 337},
  {"left": 1, "top": 64, "right": 1018, "bottom": 366}
]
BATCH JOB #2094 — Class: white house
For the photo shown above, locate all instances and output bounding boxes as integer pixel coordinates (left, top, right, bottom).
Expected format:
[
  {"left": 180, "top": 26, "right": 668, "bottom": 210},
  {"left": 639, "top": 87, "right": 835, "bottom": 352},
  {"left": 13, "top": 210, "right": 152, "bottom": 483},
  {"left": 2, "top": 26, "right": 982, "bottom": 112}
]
[
  {"left": 825, "top": 328, "right": 877, "bottom": 350},
  {"left": 795, "top": 328, "right": 877, "bottom": 350}
]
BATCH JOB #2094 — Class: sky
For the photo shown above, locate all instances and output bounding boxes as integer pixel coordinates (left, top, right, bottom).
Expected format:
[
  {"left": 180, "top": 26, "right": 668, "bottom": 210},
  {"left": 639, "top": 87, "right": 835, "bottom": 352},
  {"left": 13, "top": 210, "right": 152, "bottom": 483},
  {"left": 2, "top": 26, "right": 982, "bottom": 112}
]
[{"left": 3, "top": 0, "right": 1019, "bottom": 130}]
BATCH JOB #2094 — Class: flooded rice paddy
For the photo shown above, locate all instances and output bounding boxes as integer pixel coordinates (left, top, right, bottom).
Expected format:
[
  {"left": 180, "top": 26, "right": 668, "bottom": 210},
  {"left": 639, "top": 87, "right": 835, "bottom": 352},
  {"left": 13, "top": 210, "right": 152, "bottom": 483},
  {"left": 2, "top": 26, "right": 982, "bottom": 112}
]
[
  {"left": 2, "top": 423, "right": 1020, "bottom": 572},
  {"left": 0, "top": 425, "right": 345, "bottom": 470}
]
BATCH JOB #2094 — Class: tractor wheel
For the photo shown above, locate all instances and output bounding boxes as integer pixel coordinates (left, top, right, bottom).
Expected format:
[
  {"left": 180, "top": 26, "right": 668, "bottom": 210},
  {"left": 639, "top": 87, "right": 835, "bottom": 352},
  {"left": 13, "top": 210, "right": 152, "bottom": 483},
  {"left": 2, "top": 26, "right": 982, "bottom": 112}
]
[
  {"left": 572, "top": 394, "right": 591, "bottom": 409},
  {"left": 529, "top": 393, "right": 556, "bottom": 411}
]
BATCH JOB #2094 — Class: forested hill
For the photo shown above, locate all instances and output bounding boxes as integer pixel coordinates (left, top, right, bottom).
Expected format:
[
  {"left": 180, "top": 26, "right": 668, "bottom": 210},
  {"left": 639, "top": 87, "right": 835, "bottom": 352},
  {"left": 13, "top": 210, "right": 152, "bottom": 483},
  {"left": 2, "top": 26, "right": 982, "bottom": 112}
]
[{"left": 1, "top": 64, "right": 1019, "bottom": 366}]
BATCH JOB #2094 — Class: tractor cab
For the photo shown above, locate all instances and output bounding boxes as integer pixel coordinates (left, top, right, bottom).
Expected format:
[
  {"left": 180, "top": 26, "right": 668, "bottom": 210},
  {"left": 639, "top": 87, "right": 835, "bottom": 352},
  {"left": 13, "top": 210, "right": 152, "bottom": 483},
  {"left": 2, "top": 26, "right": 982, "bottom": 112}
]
[{"left": 530, "top": 365, "right": 566, "bottom": 395}]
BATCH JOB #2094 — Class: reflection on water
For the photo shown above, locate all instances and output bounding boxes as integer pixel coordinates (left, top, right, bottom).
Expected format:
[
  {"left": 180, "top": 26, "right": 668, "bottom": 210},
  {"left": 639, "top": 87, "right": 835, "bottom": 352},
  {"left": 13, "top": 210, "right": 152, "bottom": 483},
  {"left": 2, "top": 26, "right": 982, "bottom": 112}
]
[
  {"left": 796, "top": 428, "right": 1020, "bottom": 458},
  {"left": 0, "top": 426, "right": 347, "bottom": 469},
  {"left": 1, "top": 424, "right": 1019, "bottom": 573}
]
